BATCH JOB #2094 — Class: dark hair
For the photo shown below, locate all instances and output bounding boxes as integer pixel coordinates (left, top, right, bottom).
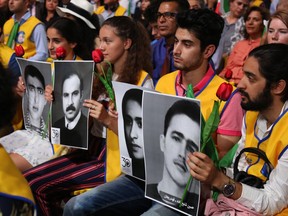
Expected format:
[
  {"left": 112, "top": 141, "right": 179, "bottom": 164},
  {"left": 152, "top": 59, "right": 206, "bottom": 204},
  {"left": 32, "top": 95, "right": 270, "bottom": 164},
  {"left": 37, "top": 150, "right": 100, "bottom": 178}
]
[
  {"left": 40, "top": 0, "right": 63, "bottom": 25},
  {"left": 0, "top": 63, "right": 17, "bottom": 128},
  {"left": 248, "top": 43, "right": 288, "bottom": 102},
  {"left": 122, "top": 88, "right": 143, "bottom": 113},
  {"left": 243, "top": 6, "right": 270, "bottom": 39},
  {"left": 163, "top": 100, "right": 200, "bottom": 135},
  {"left": 61, "top": 70, "right": 83, "bottom": 94},
  {"left": 46, "top": 17, "right": 91, "bottom": 60},
  {"left": 72, "top": 14, "right": 100, "bottom": 58},
  {"left": 160, "top": 0, "right": 190, "bottom": 12},
  {"left": 93, "top": 16, "right": 152, "bottom": 98},
  {"left": 24, "top": 65, "right": 45, "bottom": 88},
  {"left": 122, "top": 88, "right": 143, "bottom": 158},
  {"left": 143, "top": 0, "right": 161, "bottom": 24},
  {"left": 176, "top": 9, "right": 224, "bottom": 53}
]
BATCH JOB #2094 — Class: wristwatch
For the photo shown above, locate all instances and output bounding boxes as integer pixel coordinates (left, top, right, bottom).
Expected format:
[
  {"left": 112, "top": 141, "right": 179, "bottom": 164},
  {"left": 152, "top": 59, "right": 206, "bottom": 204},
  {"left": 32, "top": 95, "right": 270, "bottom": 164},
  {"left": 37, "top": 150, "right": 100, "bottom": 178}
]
[{"left": 222, "top": 178, "right": 236, "bottom": 197}]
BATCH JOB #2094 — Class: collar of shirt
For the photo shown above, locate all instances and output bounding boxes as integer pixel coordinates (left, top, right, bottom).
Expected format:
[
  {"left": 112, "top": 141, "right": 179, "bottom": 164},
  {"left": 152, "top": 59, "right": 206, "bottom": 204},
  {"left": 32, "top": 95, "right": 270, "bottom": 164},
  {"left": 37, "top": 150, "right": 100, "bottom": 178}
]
[
  {"left": 65, "top": 111, "right": 81, "bottom": 130},
  {"left": 256, "top": 100, "right": 288, "bottom": 139},
  {"left": 175, "top": 64, "right": 215, "bottom": 97},
  {"left": 12, "top": 10, "right": 31, "bottom": 25}
]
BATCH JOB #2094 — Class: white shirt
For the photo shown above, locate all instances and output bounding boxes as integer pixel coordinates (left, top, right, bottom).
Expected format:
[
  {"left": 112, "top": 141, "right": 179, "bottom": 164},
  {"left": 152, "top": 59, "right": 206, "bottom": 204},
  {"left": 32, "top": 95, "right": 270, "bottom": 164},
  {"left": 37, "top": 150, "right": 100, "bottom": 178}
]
[
  {"left": 65, "top": 111, "right": 81, "bottom": 130},
  {"left": 235, "top": 101, "right": 288, "bottom": 215}
]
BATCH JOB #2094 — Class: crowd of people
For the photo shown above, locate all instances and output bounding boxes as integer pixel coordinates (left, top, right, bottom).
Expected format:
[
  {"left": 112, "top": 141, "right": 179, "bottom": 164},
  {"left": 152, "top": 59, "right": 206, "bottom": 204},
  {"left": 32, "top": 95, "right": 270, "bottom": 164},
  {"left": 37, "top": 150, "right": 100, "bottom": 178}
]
[{"left": 1, "top": 0, "right": 288, "bottom": 215}]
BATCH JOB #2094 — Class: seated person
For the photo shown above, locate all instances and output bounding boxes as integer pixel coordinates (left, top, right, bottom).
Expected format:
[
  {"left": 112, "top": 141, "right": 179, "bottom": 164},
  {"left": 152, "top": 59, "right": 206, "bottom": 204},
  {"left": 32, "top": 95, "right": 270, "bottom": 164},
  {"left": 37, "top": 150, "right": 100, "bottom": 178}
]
[{"left": 0, "top": 63, "right": 35, "bottom": 215}]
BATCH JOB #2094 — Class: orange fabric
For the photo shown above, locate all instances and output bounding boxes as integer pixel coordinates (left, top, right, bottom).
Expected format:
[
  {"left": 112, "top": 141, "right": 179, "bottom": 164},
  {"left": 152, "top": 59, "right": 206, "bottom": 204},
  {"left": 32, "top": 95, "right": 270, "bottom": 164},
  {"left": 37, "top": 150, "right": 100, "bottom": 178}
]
[{"left": 219, "top": 38, "right": 261, "bottom": 85}]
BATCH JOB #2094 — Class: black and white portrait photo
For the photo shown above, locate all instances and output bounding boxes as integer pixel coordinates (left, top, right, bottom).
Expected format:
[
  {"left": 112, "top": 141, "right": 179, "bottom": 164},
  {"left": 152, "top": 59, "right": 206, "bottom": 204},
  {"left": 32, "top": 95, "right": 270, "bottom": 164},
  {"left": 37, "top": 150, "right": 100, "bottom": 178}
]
[
  {"left": 17, "top": 59, "right": 52, "bottom": 138},
  {"left": 113, "top": 81, "right": 153, "bottom": 181},
  {"left": 143, "top": 91, "right": 201, "bottom": 216},
  {"left": 51, "top": 61, "right": 94, "bottom": 149}
]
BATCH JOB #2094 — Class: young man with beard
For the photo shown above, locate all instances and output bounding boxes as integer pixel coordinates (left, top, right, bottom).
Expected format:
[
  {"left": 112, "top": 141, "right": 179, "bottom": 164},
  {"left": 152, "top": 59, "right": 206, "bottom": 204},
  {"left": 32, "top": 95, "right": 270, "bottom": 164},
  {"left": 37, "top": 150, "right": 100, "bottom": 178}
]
[{"left": 188, "top": 43, "right": 288, "bottom": 215}]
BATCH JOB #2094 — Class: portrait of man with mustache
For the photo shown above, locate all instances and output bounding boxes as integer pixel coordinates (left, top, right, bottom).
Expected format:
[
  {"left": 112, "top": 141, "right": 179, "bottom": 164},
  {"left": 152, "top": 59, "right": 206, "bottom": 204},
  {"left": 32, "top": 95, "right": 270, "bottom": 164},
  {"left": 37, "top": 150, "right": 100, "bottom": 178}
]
[
  {"left": 54, "top": 70, "right": 87, "bottom": 148},
  {"left": 145, "top": 98, "right": 201, "bottom": 215}
]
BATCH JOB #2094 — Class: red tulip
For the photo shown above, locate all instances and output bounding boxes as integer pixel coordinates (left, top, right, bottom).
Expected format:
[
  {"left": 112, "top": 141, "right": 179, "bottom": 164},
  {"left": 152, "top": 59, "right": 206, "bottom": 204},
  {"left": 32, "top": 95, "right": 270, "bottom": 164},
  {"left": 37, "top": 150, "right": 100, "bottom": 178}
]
[
  {"left": 216, "top": 82, "right": 233, "bottom": 101},
  {"left": 14, "top": 45, "right": 25, "bottom": 57},
  {"left": 56, "top": 46, "right": 66, "bottom": 60},
  {"left": 92, "top": 49, "right": 104, "bottom": 63},
  {"left": 224, "top": 69, "right": 232, "bottom": 80}
]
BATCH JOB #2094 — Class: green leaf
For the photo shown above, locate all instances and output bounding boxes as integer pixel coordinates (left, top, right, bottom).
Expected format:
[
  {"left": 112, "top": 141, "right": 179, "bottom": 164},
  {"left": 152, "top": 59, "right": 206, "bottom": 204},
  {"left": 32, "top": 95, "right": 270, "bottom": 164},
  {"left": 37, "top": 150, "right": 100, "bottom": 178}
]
[
  {"left": 201, "top": 137, "right": 219, "bottom": 164},
  {"left": 212, "top": 191, "right": 219, "bottom": 201},
  {"left": 179, "top": 175, "right": 193, "bottom": 208},
  {"left": 202, "top": 101, "right": 220, "bottom": 144},
  {"left": 218, "top": 143, "right": 238, "bottom": 168},
  {"left": 105, "top": 60, "right": 113, "bottom": 86}
]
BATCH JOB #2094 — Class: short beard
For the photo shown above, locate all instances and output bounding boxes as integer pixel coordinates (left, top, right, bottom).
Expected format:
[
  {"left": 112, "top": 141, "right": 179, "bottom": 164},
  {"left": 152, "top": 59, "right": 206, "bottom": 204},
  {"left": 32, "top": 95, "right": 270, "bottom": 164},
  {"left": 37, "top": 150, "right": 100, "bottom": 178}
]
[{"left": 239, "top": 85, "right": 273, "bottom": 111}]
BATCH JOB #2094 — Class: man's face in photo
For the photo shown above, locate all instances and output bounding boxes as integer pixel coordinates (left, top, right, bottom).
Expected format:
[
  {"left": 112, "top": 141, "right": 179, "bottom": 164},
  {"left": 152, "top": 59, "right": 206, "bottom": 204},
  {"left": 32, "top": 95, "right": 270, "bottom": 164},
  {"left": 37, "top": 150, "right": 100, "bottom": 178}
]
[
  {"left": 62, "top": 74, "right": 82, "bottom": 123},
  {"left": 124, "top": 99, "right": 144, "bottom": 160},
  {"left": 160, "top": 113, "right": 200, "bottom": 187},
  {"left": 26, "top": 74, "right": 46, "bottom": 124}
]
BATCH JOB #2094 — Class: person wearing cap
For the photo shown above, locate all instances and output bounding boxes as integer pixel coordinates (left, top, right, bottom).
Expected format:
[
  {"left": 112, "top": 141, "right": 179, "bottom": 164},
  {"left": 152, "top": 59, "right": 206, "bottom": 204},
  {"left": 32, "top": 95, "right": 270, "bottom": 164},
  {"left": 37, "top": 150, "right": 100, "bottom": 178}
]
[
  {"left": 95, "top": 0, "right": 128, "bottom": 21},
  {"left": 3, "top": 0, "right": 48, "bottom": 61},
  {"left": 56, "top": 0, "right": 100, "bottom": 56}
]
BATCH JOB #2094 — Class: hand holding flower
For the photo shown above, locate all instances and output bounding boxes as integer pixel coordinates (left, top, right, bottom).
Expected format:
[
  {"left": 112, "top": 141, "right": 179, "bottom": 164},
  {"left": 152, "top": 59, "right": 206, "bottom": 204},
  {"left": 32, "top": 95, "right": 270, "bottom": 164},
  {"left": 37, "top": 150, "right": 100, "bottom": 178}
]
[
  {"left": 84, "top": 99, "right": 118, "bottom": 134},
  {"left": 92, "top": 49, "right": 116, "bottom": 108},
  {"left": 180, "top": 82, "right": 235, "bottom": 206}
]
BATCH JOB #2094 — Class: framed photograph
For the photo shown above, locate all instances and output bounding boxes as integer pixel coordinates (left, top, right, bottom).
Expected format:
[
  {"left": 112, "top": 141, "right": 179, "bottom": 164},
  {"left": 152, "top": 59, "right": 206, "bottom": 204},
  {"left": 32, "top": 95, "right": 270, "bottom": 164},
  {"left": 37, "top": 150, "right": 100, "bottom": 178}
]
[
  {"left": 17, "top": 59, "right": 52, "bottom": 139},
  {"left": 143, "top": 91, "right": 201, "bottom": 216},
  {"left": 51, "top": 61, "right": 94, "bottom": 149},
  {"left": 113, "top": 81, "right": 154, "bottom": 181}
]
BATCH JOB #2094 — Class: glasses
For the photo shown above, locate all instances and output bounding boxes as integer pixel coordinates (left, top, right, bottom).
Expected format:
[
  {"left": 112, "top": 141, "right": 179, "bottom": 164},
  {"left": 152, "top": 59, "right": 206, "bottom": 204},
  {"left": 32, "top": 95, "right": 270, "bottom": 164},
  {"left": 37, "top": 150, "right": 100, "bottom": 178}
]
[{"left": 156, "top": 12, "right": 177, "bottom": 20}]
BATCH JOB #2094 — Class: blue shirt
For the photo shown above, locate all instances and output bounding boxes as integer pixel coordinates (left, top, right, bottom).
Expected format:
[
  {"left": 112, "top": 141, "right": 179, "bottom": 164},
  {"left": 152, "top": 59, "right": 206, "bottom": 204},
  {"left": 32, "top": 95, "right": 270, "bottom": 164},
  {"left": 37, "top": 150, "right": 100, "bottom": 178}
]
[{"left": 151, "top": 37, "right": 175, "bottom": 86}]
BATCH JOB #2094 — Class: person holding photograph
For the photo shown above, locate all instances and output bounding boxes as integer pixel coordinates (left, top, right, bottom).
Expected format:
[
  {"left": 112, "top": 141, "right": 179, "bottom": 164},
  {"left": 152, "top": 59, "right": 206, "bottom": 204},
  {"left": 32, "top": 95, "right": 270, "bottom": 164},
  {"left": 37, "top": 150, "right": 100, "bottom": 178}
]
[
  {"left": 0, "top": 63, "right": 53, "bottom": 173},
  {"left": 63, "top": 16, "right": 154, "bottom": 216},
  {"left": 151, "top": 8, "right": 244, "bottom": 215},
  {"left": 188, "top": 44, "right": 288, "bottom": 215},
  {"left": 2, "top": 17, "right": 88, "bottom": 174},
  {"left": 122, "top": 88, "right": 145, "bottom": 179},
  {"left": 0, "top": 63, "right": 35, "bottom": 216},
  {"left": 146, "top": 99, "right": 200, "bottom": 215},
  {"left": 63, "top": 9, "right": 243, "bottom": 216},
  {"left": 24, "top": 16, "right": 153, "bottom": 216}
]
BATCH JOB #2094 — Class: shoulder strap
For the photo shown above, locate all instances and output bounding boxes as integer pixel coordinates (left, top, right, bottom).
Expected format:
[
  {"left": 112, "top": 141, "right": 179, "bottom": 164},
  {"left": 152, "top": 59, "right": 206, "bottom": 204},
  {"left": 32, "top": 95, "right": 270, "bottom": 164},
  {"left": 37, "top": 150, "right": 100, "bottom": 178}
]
[{"left": 233, "top": 147, "right": 274, "bottom": 180}]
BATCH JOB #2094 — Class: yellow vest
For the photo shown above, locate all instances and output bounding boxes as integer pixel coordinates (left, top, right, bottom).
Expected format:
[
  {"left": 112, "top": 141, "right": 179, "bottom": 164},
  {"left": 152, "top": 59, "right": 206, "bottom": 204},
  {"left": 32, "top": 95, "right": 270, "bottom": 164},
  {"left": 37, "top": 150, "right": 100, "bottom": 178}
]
[
  {"left": 0, "top": 144, "right": 35, "bottom": 207},
  {"left": 95, "top": 5, "right": 127, "bottom": 16},
  {"left": 245, "top": 111, "right": 288, "bottom": 215},
  {"left": 105, "top": 70, "right": 150, "bottom": 182},
  {"left": 155, "top": 70, "right": 237, "bottom": 121},
  {"left": 3, "top": 16, "right": 41, "bottom": 59},
  {"left": 0, "top": 44, "right": 14, "bottom": 68}
]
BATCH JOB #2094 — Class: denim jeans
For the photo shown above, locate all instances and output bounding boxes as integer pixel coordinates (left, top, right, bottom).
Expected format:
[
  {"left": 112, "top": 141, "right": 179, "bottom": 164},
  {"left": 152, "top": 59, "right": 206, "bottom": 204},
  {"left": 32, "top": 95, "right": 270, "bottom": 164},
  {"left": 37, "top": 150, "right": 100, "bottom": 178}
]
[
  {"left": 63, "top": 174, "right": 152, "bottom": 216},
  {"left": 141, "top": 202, "right": 183, "bottom": 216}
]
